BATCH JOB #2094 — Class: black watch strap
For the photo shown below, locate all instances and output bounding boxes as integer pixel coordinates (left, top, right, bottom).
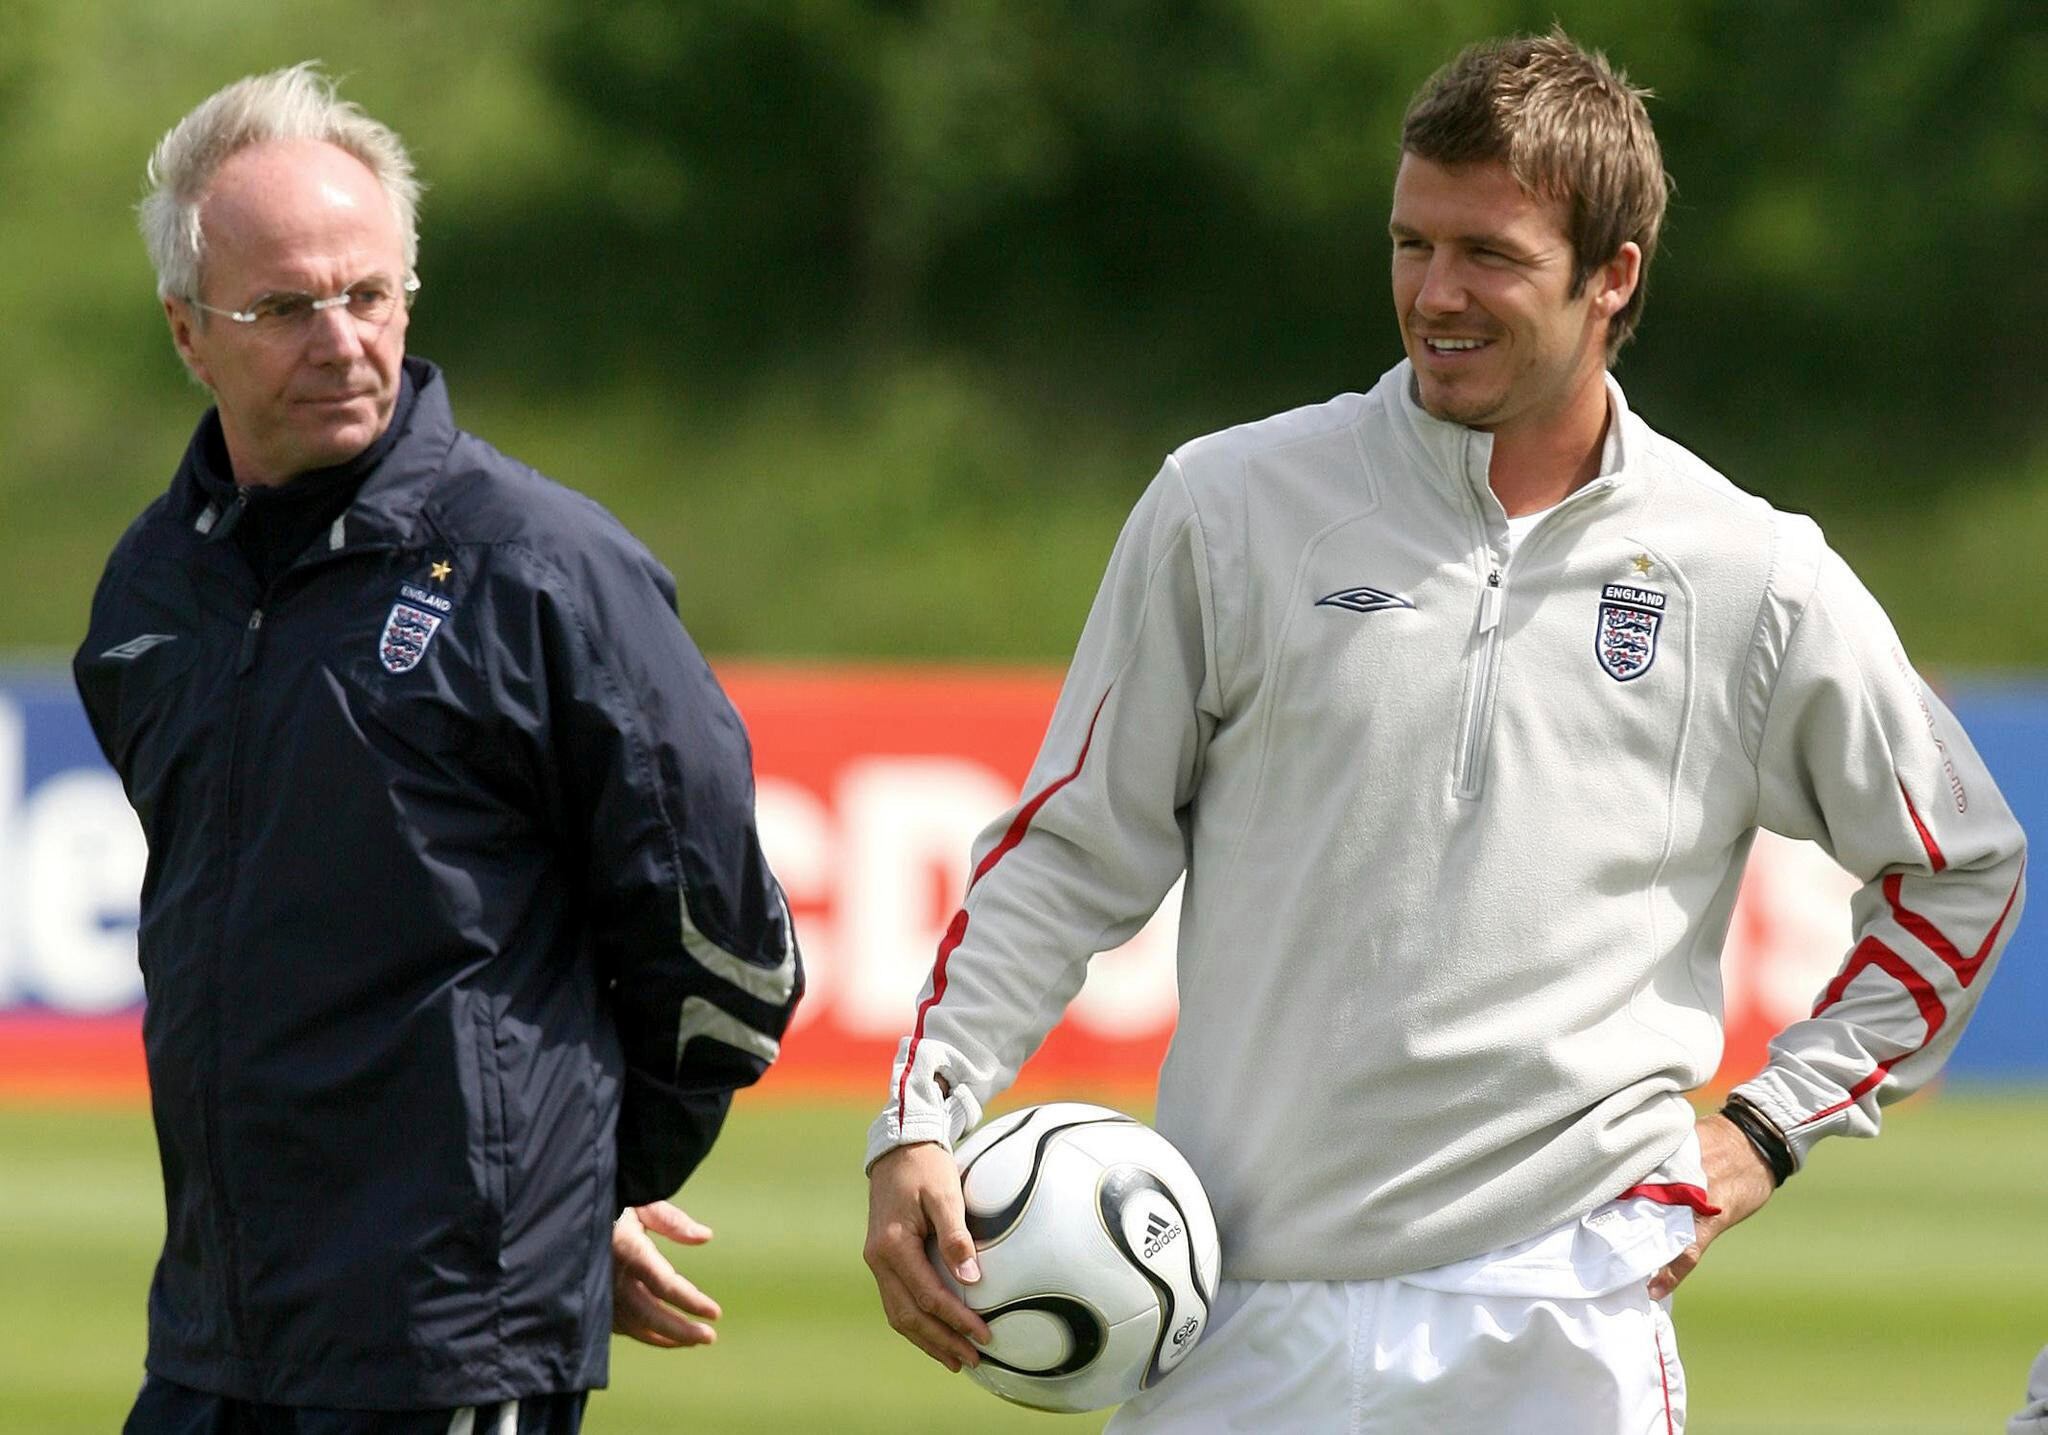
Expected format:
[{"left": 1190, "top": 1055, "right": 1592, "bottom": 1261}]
[{"left": 1720, "top": 1094, "right": 1796, "bottom": 1187}]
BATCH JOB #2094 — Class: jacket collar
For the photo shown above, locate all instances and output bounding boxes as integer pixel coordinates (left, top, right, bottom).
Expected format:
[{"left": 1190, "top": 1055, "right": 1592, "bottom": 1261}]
[
  {"left": 1380, "top": 358, "right": 1640, "bottom": 510},
  {"left": 335, "top": 355, "right": 459, "bottom": 550},
  {"left": 169, "top": 355, "right": 457, "bottom": 553}
]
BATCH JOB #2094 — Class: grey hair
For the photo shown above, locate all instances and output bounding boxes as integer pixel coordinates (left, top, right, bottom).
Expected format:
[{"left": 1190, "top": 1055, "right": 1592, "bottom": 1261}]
[{"left": 139, "top": 62, "right": 421, "bottom": 302}]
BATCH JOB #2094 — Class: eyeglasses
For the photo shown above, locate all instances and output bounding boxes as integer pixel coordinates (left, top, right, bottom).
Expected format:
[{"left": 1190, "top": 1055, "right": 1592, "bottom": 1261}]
[{"left": 187, "top": 273, "right": 421, "bottom": 334}]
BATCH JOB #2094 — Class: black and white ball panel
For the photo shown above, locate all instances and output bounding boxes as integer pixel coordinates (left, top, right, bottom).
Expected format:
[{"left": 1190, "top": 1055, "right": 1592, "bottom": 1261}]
[{"left": 937, "top": 1102, "right": 1222, "bottom": 1414}]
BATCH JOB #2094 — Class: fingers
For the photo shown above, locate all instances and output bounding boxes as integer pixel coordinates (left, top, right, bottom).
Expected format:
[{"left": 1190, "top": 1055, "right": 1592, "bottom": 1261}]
[
  {"left": 1648, "top": 1241, "right": 1699, "bottom": 1301},
  {"left": 1650, "top": 1203, "right": 1727, "bottom": 1300},
  {"left": 620, "top": 1235, "right": 723, "bottom": 1321},
  {"left": 1647, "top": 1112, "right": 1785, "bottom": 1302},
  {"left": 633, "top": 1199, "right": 714, "bottom": 1246},
  {"left": 612, "top": 1204, "right": 723, "bottom": 1349},
  {"left": 615, "top": 1266, "right": 720, "bottom": 1348},
  {"left": 865, "top": 1144, "right": 993, "bottom": 1370},
  {"left": 868, "top": 1258, "right": 985, "bottom": 1372}
]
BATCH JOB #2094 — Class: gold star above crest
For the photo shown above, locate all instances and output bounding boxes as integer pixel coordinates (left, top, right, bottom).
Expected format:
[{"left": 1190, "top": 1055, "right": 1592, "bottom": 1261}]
[
  {"left": 1630, "top": 553, "right": 1654, "bottom": 577},
  {"left": 429, "top": 560, "right": 452, "bottom": 582}
]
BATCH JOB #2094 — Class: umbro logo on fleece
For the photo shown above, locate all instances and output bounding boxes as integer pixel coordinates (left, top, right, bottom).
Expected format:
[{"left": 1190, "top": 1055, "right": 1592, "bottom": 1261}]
[
  {"left": 1316, "top": 586, "right": 1414, "bottom": 614},
  {"left": 101, "top": 633, "right": 178, "bottom": 661}
]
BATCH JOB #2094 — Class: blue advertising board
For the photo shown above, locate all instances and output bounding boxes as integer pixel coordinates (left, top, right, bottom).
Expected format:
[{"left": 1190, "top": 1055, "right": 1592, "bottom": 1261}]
[{"left": 1929, "top": 683, "right": 2046, "bottom": 1077}]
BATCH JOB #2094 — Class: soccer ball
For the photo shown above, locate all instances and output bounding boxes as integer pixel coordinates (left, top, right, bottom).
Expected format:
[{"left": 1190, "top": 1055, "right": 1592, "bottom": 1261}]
[{"left": 934, "top": 1102, "right": 1222, "bottom": 1413}]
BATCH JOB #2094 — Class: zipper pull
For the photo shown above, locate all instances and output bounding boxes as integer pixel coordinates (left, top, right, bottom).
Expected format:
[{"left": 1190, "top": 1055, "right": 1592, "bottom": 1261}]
[
  {"left": 205, "top": 491, "right": 248, "bottom": 544},
  {"left": 1478, "top": 569, "right": 1504, "bottom": 633},
  {"left": 238, "top": 608, "right": 264, "bottom": 673}
]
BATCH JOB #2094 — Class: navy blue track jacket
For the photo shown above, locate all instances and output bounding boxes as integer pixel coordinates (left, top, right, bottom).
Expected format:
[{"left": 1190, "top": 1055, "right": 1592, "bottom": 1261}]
[{"left": 73, "top": 358, "right": 801, "bottom": 1409}]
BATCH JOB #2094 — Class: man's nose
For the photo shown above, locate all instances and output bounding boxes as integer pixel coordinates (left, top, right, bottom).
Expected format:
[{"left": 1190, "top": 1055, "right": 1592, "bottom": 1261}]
[
  {"left": 1414, "top": 253, "right": 1466, "bottom": 316},
  {"left": 302, "top": 303, "right": 367, "bottom": 362}
]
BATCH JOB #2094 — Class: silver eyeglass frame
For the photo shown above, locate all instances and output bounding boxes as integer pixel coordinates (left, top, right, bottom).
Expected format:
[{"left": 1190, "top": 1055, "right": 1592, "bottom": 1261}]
[{"left": 185, "top": 273, "right": 421, "bottom": 330}]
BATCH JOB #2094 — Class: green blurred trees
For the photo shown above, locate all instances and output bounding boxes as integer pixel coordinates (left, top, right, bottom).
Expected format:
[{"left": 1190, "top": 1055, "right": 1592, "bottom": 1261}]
[
  {"left": 0, "top": 0, "right": 2041, "bottom": 661},
  {"left": 473, "top": 0, "right": 2045, "bottom": 498}
]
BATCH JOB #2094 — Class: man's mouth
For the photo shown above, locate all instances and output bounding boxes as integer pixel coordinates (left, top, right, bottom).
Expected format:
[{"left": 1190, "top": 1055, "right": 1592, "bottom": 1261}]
[{"left": 1422, "top": 337, "right": 1491, "bottom": 354}]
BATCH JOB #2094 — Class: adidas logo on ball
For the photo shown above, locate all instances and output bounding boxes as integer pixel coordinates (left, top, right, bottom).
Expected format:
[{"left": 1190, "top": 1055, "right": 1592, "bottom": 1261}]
[{"left": 1142, "top": 1211, "right": 1184, "bottom": 1259}]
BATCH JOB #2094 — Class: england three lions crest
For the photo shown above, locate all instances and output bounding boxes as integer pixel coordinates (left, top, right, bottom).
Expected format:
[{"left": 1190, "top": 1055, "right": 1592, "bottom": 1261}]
[
  {"left": 378, "top": 601, "right": 443, "bottom": 673},
  {"left": 1596, "top": 583, "right": 1665, "bottom": 682}
]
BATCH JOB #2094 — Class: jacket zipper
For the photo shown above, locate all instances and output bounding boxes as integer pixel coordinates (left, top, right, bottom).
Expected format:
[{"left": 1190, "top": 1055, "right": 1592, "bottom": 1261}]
[
  {"left": 1449, "top": 474, "right": 1622, "bottom": 799},
  {"left": 1454, "top": 566, "right": 1505, "bottom": 799},
  {"left": 210, "top": 600, "right": 264, "bottom": 1351},
  {"left": 238, "top": 608, "right": 264, "bottom": 673},
  {"left": 192, "top": 537, "right": 399, "bottom": 1351}
]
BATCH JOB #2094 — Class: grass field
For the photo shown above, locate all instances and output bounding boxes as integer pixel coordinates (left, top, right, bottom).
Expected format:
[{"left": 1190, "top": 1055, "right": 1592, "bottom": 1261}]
[{"left": 2, "top": 1093, "right": 2042, "bottom": 1433}]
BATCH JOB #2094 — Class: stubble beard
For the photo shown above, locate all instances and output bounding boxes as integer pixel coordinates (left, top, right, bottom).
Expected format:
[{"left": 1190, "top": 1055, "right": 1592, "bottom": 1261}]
[{"left": 1414, "top": 370, "right": 1509, "bottom": 431}]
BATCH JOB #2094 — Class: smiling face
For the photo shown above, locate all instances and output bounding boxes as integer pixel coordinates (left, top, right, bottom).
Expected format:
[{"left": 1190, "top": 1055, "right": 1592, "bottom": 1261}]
[
  {"left": 1389, "top": 152, "right": 1637, "bottom": 441},
  {"left": 165, "top": 138, "right": 410, "bottom": 487}
]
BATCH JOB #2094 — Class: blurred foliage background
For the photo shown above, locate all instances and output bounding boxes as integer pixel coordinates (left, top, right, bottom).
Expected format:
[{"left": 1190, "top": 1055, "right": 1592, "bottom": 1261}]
[{"left": 1, "top": 0, "right": 2041, "bottom": 667}]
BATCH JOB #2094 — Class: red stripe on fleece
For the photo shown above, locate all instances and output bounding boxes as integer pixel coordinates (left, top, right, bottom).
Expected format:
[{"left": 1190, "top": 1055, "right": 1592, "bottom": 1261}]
[
  {"left": 1898, "top": 780, "right": 1948, "bottom": 873},
  {"left": 1884, "top": 865, "right": 2024, "bottom": 990},
  {"left": 1810, "top": 936, "right": 1949, "bottom": 1032},
  {"left": 894, "top": 688, "right": 1115, "bottom": 1127},
  {"left": 1796, "top": 936, "right": 1949, "bottom": 1128},
  {"left": 968, "top": 688, "right": 1115, "bottom": 888},
  {"left": 1795, "top": 866, "right": 2022, "bottom": 1129},
  {"left": 1796, "top": 1066, "right": 1894, "bottom": 1130},
  {"left": 1786, "top": 841, "right": 2021, "bottom": 1134},
  {"left": 1619, "top": 1183, "right": 1722, "bottom": 1218},
  {"left": 893, "top": 910, "right": 968, "bottom": 1127}
]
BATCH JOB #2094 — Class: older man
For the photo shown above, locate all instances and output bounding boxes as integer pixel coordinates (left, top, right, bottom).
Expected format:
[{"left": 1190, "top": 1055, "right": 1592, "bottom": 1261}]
[
  {"left": 863, "top": 30, "right": 2024, "bottom": 1433},
  {"left": 76, "top": 64, "right": 800, "bottom": 1434}
]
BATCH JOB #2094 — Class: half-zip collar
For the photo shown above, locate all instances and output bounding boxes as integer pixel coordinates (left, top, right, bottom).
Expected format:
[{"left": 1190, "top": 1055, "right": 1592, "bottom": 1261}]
[
  {"left": 337, "top": 355, "right": 463, "bottom": 550},
  {"left": 191, "top": 367, "right": 422, "bottom": 588},
  {"left": 160, "top": 356, "right": 458, "bottom": 568},
  {"left": 1381, "top": 359, "right": 1643, "bottom": 517}
]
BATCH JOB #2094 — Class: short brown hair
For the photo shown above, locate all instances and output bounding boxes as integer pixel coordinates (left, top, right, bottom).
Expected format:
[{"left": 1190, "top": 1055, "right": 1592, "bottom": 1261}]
[{"left": 1401, "top": 29, "right": 1670, "bottom": 355}]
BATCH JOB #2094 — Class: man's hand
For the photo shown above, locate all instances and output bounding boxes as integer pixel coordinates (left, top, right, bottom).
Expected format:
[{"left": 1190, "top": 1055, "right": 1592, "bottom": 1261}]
[
  {"left": 613, "top": 1201, "right": 722, "bottom": 1348},
  {"left": 864, "top": 1142, "right": 993, "bottom": 1372},
  {"left": 1648, "top": 1113, "right": 1779, "bottom": 1300}
]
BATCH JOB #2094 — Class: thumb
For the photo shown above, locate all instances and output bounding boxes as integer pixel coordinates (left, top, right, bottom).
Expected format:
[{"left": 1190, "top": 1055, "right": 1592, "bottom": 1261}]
[{"left": 925, "top": 1189, "right": 981, "bottom": 1284}]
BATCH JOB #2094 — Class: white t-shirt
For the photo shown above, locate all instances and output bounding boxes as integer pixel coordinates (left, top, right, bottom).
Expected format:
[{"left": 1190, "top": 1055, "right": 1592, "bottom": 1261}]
[{"left": 1503, "top": 508, "right": 1549, "bottom": 555}]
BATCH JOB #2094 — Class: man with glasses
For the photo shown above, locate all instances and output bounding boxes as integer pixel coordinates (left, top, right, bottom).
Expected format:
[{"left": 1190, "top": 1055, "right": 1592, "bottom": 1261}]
[{"left": 75, "top": 64, "right": 801, "bottom": 1434}]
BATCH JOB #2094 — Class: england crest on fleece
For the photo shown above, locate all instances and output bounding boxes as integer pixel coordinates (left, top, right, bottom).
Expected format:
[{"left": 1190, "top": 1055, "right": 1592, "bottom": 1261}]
[
  {"left": 378, "top": 601, "right": 443, "bottom": 673},
  {"left": 1596, "top": 583, "right": 1665, "bottom": 682}
]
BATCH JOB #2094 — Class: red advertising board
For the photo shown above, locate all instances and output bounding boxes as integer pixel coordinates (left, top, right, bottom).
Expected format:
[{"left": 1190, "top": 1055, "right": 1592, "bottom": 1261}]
[
  {"left": 726, "top": 665, "right": 1180, "bottom": 1099},
  {"left": 0, "top": 665, "right": 1858, "bottom": 1104}
]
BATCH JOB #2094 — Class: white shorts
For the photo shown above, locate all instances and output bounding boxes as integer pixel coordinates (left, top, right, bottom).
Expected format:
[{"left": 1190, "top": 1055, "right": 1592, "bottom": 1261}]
[{"left": 1106, "top": 1150, "right": 1706, "bottom": 1435}]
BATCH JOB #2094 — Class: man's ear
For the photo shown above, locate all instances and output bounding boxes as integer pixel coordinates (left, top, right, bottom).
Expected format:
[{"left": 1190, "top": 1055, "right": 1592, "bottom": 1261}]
[
  {"left": 1591, "top": 241, "right": 1642, "bottom": 322},
  {"left": 164, "top": 296, "right": 212, "bottom": 388}
]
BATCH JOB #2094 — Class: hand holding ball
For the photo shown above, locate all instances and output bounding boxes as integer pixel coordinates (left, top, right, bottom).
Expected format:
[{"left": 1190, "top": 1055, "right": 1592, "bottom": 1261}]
[{"left": 933, "top": 1103, "right": 1222, "bottom": 1413}]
